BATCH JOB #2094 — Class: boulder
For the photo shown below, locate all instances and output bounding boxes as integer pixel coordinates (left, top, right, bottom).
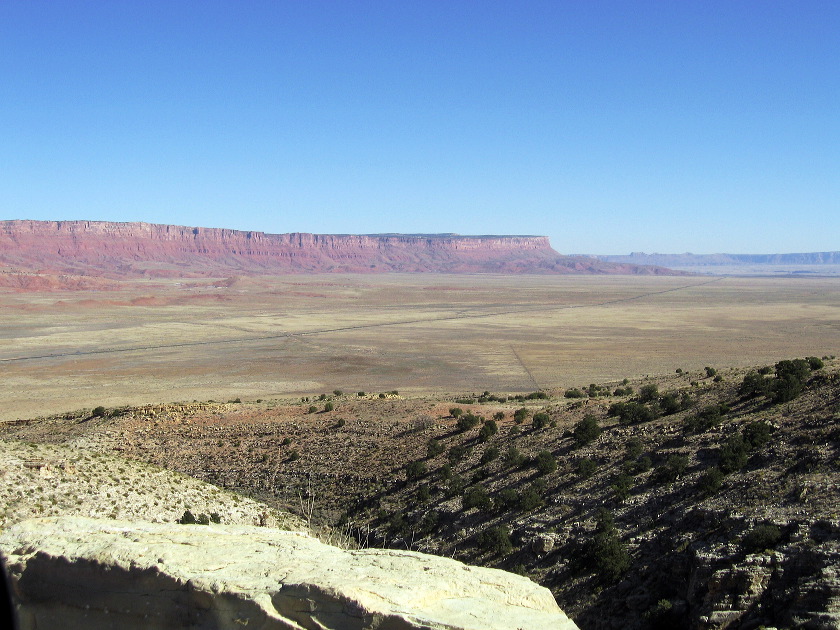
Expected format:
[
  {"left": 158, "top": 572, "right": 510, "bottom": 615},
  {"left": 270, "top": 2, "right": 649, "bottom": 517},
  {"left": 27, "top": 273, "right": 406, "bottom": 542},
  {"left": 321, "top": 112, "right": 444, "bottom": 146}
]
[{"left": 0, "top": 517, "right": 578, "bottom": 630}]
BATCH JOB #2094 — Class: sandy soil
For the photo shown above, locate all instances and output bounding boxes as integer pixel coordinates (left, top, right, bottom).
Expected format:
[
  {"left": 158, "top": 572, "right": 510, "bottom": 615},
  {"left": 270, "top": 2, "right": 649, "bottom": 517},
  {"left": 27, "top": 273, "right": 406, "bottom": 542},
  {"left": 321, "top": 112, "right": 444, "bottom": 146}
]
[{"left": 1, "top": 274, "right": 838, "bottom": 421}]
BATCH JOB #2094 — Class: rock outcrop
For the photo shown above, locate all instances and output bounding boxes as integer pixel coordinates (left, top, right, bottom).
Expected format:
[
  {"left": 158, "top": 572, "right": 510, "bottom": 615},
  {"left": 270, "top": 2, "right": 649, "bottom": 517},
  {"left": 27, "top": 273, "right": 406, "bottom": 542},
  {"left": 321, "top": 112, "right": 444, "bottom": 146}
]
[
  {"left": 0, "top": 516, "right": 578, "bottom": 630},
  {"left": 0, "top": 220, "right": 679, "bottom": 279}
]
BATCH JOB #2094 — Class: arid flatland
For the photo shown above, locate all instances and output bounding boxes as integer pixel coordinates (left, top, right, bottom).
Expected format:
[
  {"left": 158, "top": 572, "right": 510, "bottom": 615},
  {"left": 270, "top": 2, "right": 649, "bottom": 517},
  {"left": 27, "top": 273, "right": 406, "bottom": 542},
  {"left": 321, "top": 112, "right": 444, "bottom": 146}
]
[{"left": 1, "top": 274, "right": 838, "bottom": 421}]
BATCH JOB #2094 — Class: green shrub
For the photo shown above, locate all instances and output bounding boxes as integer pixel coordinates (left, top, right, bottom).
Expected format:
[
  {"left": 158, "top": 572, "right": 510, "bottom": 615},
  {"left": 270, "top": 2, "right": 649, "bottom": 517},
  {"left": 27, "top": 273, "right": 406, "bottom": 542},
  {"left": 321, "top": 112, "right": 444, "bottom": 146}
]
[
  {"left": 307, "top": 405, "right": 318, "bottom": 414},
  {"left": 534, "top": 450, "right": 557, "bottom": 475},
  {"left": 659, "top": 392, "right": 680, "bottom": 415},
  {"left": 573, "top": 415, "right": 601, "bottom": 447},
  {"left": 638, "top": 384, "right": 659, "bottom": 403},
  {"left": 333, "top": 389, "right": 343, "bottom": 396},
  {"left": 480, "top": 445, "right": 500, "bottom": 464},
  {"left": 449, "top": 407, "right": 463, "bottom": 418},
  {"left": 564, "top": 388, "right": 586, "bottom": 398},
  {"left": 624, "top": 437, "right": 643, "bottom": 460},
  {"left": 492, "top": 411, "right": 505, "bottom": 421},
  {"left": 611, "top": 472, "right": 633, "bottom": 502},
  {"left": 806, "top": 356, "right": 824, "bottom": 370},
  {"left": 613, "top": 386, "right": 633, "bottom": 396},
  {"left": 513, "top": 407, "right": 530, "bottom": 423},
  {"left": 586, "top": 508, "right": 629, "bottom": 583},
  {"left": 518, "top": 485, "right": 543, "bottom": 511},
  {"left": 705, "top": 366, "right": 717, "bottom": 377},
  {"left": 476, "top": 525, "right": 513, "bottom": 555},
  {"left": 427, "top": 438, "right": 445, "bottom": 458},
  {"left": 462, "top": 485, "right": 491, "bottom": 511},
  {"left": 532, "top": 411, "right": 550, "bottom": 429},
  {"left": 742, "top": 420, "right": 773, "bottom": 449},
  {"left": 610, "top": 401, "right": 655, "bottom": 425},
  {"left": 478, "top": 419, "right": 498, "bottom": 441},
  {"left": 742, "top": 524, "right": 782, "bottom": 553},
  {"left": 209, "top": 512, "right": 221, "bottom": 524},
  {"left": 654, "top": 454, "right": 689, "bottom": 484},
  {"left": 456, "top": 412, "right": 480, "bottom": 432},
  {"left": 448, "top": 444, "right": 469, "bottom": 464},
  {"left": 494, "top": 488, "right": 519, "bottom": 513},
  {"left": 178, "top": 510, "right": 197, "bottom": 524},
  {"left": 739, "top": 371, "right": 770, "bottom": 398},
  {"left": 405, "top": 460, "right": 427, "bottom": 481},
  {"left": 719, "top": 435, "right": 749, "bottom": 473},
  {"left": 503, "top": 445, "right": 525, "bottom": 468},
  {"left": 576, "top": 457, "right": 597, "bottom": 479},
  {"left": 697, "top": 467, "right": 724, "bottom": 496},
  {"left": 91, "top": 406, "right": 107, "bottom": 418},
  {"left": 323, "top": 402, "right": 334, "bottom": 412}
]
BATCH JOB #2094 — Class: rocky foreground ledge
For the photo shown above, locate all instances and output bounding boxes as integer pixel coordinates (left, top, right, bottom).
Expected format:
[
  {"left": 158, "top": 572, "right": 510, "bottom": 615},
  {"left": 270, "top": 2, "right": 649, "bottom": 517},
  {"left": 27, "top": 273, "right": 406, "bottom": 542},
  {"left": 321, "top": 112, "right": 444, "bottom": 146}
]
[{"left": 0, "top": 516, "right": 578, "bottom": 630}]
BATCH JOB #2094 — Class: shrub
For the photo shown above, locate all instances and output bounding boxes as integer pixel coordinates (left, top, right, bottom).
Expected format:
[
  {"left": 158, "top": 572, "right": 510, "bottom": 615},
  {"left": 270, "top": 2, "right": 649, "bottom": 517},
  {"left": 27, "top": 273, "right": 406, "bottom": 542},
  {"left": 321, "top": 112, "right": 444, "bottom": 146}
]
[
  {"left": 683, "top": 404, "right": 727, "bottom": 434},
  {"left": 323, "top": 402, "right": 334, "bottom": 412},
  {"left": 518, "top": 485, "right": 543, "bottom": 511},
  {"left": 742, "top": 524, "right": 782, "bottom": 553},
  {"left": 478, "top": 419, "right": 498, "bottom": 441},
  {"left": 610, "top": 401, "right": 654, "bottom": 425},
  {"left": 697, "top": 467, "right": 724, "bottom": 496},
  {"left": 503, "top": 445, "right": 525, "bottom": 468},
  {"left": 494, "top": 488, "right": 519, "bottom": 513},
  {"left": 739, "top": 371, "right": 770, "bottom": 398},
  {"left": 91, "top": 406, "right": 107, "bottom": 418},
  {"left": 705, "top": 366, "right": 717, "bottom": 377},
  {"left": 587, "top": 508, "right": 629, "bottom": 583},
  {"left": 427, "top": 438, "right": 445, "bottom": 458},
  {"left": 611, "top": 472, "right": 633, "bottom": 502},
  {"left": 534, "top": 450, "right": 557, "bottom": 475},
  {"left": 564, "top": 388, "right": 586, "bottom": 398},
  {"left": 576, "top": 458, "right": 597, "bottom": 479},
  {"left": 457, "top": 412, "right": 481, "bottom": 432},
  {"left": 742, "top": 420, "right": 773, "bottom": 449},
  {"left": 357, "top": 391, "right": 366, "bottom": 397},
  {"left": 480, "top": 445, "right": 500, "bottom": 464},
  {"left": 719, "top": 435, "right": 749, "bottom": 473},
  {"left": 448, "top": 444, "right": 469, "bottom": 464},
  {"left": 573, "top": 415, "right": 601, "bottom": 448},
  {"left": 209, "top": 512, "right": 221, "bottom": 524},
  {"left": 307, "top": 406, "right": 318, "bottom": 414},
  {"left": 639, "top": 384, "right": 659, "bottom": 403},
  {"left": 477, "top": 525, "right": 513, "bottom": 555},
  {"left": 449, "top": 407, "right": 463, "bottom": 418},
  {"left": 335, "top": 418, "right": 346, "bottom": 428},
  {"left": 771, "top": 373, "right": 804, "bottom": 403},
  {"left": 531, "top": 412, "right": 549, "bottom": 429},
  {"left": 462, "top": 485, "right": 492, "bottom": 511},
  {"left": 333, "top": 389, "right": 343, "bottom": 396},
  {"left": 659, "top": 392, "right": 680, "bottom": 415},
  {"left": 613, "top": 386, "right": 633, "bottom": 396},
  {"left": 513, "top": 407, "right": 530, "bottom": 424},
  {"left": 654, "top": 454, "right": 689, "bottom": 484},
  {"left": 806, "top": 356, "right": 824, "bottom": 370},
  {"left": 624, "top": 437, "right": 643, "bottom": 461},
  {"left": 492, "top": 411, "right": 505, "bottom": 421},
  {"left": 405, "top": 460, "right": 427, "bottom": 481},
  {"left": 416, "top": 484, "right": 431, "bottom": 503},
  {"left": 178, "top": 510, "right": 197, "bottom": 524}
]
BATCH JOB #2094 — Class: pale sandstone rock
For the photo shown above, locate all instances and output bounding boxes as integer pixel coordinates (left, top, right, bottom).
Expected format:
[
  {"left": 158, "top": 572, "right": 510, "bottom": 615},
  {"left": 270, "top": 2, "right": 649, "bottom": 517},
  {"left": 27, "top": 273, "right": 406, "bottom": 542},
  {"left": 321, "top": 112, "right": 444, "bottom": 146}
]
[{"left": 1, "top": 517, "right": 578, "bottom": 630}]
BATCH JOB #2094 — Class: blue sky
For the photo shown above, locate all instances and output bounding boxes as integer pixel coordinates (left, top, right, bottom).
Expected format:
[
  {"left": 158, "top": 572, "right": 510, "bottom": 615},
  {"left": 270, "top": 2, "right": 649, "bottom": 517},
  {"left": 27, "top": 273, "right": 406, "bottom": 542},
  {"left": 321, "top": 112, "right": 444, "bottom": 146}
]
[{"left": 1, "top": 1, "right": 837, "bottom": 254}]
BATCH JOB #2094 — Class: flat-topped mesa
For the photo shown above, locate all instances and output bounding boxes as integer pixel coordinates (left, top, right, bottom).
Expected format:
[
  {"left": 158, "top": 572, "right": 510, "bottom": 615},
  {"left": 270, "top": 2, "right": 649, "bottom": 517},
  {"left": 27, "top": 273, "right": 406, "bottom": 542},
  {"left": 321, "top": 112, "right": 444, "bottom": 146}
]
[{"left": 0, "top": 220, "right": 680, "bottom": 278}]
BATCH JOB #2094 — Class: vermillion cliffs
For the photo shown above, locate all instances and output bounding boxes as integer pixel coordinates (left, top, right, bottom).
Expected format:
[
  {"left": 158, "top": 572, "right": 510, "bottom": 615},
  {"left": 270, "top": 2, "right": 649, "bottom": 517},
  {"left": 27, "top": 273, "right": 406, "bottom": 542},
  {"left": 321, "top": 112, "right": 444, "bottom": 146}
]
[{"left": 0, "top": 220, "right": 680, "bottom": 281}]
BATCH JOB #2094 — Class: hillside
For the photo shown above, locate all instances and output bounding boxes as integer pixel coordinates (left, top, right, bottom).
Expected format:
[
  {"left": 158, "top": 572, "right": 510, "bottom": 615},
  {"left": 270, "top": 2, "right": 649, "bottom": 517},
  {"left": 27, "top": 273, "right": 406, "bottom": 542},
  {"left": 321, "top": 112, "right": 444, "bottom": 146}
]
[
  {"left": 0, "top": 220, "right": 680, "bottom": 282},
  {"left": 2, "top": 358, "right": 838, "bottom": 629}
]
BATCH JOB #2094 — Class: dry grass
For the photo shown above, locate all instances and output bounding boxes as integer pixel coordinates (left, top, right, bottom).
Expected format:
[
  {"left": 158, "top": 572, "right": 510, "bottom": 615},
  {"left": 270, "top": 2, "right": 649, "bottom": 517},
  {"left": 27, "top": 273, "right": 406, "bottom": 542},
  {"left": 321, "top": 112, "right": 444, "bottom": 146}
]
[{"left": 1, "top": 274, "right": 838, "bottom": 421}]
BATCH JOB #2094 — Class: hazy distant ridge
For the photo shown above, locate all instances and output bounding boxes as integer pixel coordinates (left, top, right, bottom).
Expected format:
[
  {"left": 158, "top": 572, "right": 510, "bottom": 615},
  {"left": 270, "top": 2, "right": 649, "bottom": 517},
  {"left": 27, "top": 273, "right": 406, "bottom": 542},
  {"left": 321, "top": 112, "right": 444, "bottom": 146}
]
[{"left": 596, "top": 251, "right": 840, "bottom": 267}]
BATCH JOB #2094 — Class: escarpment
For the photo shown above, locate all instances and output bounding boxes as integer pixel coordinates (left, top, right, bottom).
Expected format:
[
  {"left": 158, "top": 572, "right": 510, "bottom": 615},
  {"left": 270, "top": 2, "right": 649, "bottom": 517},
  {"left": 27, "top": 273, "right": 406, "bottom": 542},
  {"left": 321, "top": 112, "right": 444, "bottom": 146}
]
[{"left": 0, "top": 220, "right": 680, "bottom": 279}]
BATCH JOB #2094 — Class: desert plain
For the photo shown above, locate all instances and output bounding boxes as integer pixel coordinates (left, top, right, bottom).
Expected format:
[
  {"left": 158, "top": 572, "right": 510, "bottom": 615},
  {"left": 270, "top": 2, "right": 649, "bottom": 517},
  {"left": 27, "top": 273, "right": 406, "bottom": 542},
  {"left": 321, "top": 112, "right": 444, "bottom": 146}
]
[{"left": 1, "top": 273, "right": 838, "bottom": 421}]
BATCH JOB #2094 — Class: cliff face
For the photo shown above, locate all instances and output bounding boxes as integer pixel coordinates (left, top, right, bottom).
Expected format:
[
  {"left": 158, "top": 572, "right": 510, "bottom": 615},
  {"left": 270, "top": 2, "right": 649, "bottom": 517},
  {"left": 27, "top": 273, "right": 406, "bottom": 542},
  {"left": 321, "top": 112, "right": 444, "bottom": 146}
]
[{"left": 0, "top": 220, "right": 680, "bottom": 278}]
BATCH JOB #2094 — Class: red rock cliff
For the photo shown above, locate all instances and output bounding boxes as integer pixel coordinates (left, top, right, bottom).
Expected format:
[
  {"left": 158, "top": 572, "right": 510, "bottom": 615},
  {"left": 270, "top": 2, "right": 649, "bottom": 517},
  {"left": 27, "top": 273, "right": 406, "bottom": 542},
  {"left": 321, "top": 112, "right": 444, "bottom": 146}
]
[{"left": 0, "top": 220, "right": 679, "bottom": 278}]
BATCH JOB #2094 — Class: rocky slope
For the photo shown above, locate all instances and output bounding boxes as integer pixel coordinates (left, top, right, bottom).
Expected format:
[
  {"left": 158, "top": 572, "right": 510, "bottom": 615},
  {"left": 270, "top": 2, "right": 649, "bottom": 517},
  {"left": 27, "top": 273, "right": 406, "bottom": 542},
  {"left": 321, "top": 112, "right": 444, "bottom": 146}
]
[
  {"left": 596, "top": 251, "right": 840, "bottom": 276},
  {"left": 2, "top": 516, "right": 575, "bottom": 630},
  {"left": 3, "top": 359, "right": 838, "bottom": 629},
  {"left": 0, "top": 220, "right": 679, "bottom": 281}
]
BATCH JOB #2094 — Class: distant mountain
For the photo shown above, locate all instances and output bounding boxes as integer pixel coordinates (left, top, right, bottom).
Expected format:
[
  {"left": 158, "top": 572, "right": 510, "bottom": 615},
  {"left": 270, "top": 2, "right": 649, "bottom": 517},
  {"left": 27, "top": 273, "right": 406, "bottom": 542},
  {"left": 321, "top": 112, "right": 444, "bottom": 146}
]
[
  {"left": 0, "top": 220, "right": 683, "bottom": 282},
  {"left": 594, "top": 251, "right": 840, "bottom": 276}
]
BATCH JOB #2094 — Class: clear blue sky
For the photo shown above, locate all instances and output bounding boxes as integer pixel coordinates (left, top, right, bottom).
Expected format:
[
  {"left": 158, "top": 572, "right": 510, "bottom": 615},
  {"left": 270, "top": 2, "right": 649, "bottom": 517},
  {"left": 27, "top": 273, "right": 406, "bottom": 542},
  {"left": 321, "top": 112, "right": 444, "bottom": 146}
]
[{"left": 1, "top": 1, "right": 837, "bottom": 254}]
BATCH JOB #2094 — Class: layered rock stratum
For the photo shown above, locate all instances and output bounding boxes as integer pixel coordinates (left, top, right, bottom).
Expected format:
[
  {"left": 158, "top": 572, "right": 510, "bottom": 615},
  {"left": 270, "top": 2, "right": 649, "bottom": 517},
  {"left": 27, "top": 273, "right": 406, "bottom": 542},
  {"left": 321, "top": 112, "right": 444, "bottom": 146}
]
[
  {"left": 0, "top": 220, "right": 678, "bottom": 281},
  {"left": 1, "top": 516, "right": 577, "bottom": 630}
]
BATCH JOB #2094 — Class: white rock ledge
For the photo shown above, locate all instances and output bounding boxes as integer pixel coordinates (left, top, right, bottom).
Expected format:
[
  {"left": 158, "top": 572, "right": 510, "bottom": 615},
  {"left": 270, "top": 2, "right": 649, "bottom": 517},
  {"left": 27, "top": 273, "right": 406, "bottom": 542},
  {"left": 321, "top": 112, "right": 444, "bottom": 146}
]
[{"left": 0, "top": 517, "right": 578, "bottom": 630}]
